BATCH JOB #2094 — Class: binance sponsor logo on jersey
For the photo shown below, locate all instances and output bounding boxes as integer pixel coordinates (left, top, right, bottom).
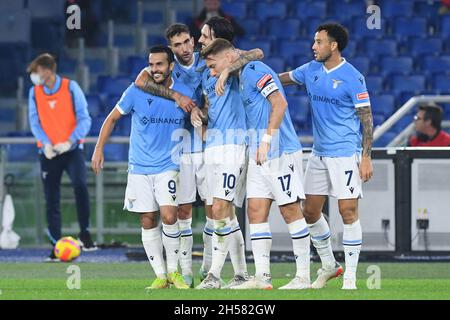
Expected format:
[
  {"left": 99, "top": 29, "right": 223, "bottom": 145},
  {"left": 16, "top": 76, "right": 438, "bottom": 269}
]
[{"left": 308, "top": 92, "right": 341, "bottom": 106}]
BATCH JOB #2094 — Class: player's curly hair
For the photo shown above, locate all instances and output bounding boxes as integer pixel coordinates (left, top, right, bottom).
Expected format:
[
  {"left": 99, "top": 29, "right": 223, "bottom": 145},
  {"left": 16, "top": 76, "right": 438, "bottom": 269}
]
[
  {"left": 204, "top": 16, "right": 235, "bottom": 43},
  {"left": 316, "top": 23, "right": 349, "bottom": 52}
]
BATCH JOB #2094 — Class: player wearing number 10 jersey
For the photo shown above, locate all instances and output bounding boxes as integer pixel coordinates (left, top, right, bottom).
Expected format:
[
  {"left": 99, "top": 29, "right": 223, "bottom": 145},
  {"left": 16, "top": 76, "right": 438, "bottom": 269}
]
[{"left": 202, "top": 38, "right": 312, "bottom": 290}]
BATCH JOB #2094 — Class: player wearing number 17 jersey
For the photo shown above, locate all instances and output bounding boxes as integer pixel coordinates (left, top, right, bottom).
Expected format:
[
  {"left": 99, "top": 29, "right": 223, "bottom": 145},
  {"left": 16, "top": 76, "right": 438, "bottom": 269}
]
[
  {"left": 279, "top": 23, "right": 374, "bottom": 290},
  {"left": 203, "top": 39, "right": 312, "bottom": 290}
]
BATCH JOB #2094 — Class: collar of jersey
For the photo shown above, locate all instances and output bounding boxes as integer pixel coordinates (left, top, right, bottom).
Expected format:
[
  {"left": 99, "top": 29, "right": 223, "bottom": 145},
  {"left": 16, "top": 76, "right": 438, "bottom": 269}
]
[
  {"left": 322, "top": 58, "right": 346, "bottom": 74},
  {"left": 175, "top": 53, "right": 197, "bottom": 70}
]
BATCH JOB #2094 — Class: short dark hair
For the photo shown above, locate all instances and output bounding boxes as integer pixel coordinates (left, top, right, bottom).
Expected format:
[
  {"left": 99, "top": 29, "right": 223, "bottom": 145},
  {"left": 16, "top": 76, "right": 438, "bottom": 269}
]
[
  {"left": 201, "top": 38, "right": 235, "bottom": 59},
  {"left": 204, "top": 16, "right": 235, "bottom": 43},
  {"left": 316, "top": 23, "right": 349, "bottom": 52},
  {"left": 149, "top": 45, "right": 175, "bottom": 64},
  {"left": 419, "top": 103, "right": 444, "bottom": 131},
  {"left": 165, "top": 23, "right": 191, "bottom": 42},
  {"left": 27, "top": 53, "right": 57, "bottom": 73}
]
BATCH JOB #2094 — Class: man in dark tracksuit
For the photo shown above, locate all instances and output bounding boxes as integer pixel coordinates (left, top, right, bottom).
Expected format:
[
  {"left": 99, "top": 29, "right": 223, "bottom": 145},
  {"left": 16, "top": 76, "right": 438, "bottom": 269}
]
[{"left": 27, "top": 53, "right": 97, "bottom": 261}]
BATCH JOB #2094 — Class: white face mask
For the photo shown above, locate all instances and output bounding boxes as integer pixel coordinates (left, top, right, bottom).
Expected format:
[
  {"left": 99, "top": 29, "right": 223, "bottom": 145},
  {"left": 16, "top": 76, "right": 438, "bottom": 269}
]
[{"left": 30, "top": 72, "right": 45, "bottom": 86}]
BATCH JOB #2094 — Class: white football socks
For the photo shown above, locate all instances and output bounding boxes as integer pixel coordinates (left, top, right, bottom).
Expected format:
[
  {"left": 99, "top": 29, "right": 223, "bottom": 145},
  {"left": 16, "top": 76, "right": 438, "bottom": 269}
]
[
  {"left": 209, "top": 217, "right": 232, "bottom": 278},
  {"left": 308, "top": 214, "right": 337, "bottom": 270},
  {"left": 178, "top": 218, "right": 193, "bottom": 276},
  {"left": 162, "top": 222, "right": 181, "bottom": 274},
  {"left": 287, "top": 218, "right": 310, "bottom": 280},
  {"left": 229, "top": 216, "right": 248, "bottom": 276},
  {"left": 200, "top": 216, "right": 214, "bottom": 272},
  {"left": 141, "top": 227, "right": 166, "bottom": 279},
  {"left": 342, "top": 219, "right": 362, "bottom": 280},
  {"left": 249, "top": 222, "right": 272, "bottom": 279}
]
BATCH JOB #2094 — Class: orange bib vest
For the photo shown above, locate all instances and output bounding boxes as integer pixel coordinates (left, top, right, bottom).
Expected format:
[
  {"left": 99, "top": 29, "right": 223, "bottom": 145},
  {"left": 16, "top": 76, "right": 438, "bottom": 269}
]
[{"left": 34, "top": 78, "right": 76, "bottom": 147}]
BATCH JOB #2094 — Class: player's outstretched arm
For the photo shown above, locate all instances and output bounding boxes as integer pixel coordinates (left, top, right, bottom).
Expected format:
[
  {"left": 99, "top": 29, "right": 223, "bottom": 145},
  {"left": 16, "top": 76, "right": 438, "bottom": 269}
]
[
  {"left": 277, "top": 72, "right": 297, "bottom": 86},
  {"left": 134, "top": 68, "right": 196, "bottom": 112},
  {"left": 356, "top": 106, "right": 374, "bottom": 182},
  {"left": 215, "top": 48, "right": 265, "bottom": 96},
  {"left": 257, "top": 90, "right": 287, "bottom": 165},
  {"left": 91, "top": 107, "right": 122, "bottom": 175}
]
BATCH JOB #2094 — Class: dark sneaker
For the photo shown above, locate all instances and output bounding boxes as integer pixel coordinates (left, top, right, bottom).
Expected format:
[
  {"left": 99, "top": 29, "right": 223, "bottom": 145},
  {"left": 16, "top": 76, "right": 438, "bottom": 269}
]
[
  {"left": 78, "top": 231, "right": 98, "bottom": 252},
  {"left": 44, "top": 248, "right": 60, "bottom": 262}
]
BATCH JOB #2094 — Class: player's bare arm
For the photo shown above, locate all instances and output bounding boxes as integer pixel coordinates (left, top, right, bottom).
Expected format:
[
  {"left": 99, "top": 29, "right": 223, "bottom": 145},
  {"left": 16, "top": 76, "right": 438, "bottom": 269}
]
[
  {"left": 91, "top": 107, "right": 122, "bottom": 175},
  {"left": 277, "top": 72, "right": 297, "bottom": 86},
  {"left": 191, "top": 94, "right": 209, "bottom": 128},
  {"left": 257, "top": 90, "right": 287, "bottom": 165},
  {"left": 215, "top": 48, "right": 265, "bottom": 96},
  {"left": 356, "top": 105, "right": 374, "bottom": 182},
  {"left": 134, "top": 68, "right": 196, "bottom": 112}
]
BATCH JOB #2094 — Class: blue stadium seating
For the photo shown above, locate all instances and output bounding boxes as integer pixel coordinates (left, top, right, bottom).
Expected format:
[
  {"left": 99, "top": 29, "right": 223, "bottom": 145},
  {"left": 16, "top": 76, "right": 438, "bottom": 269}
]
[
  {"left": 176, "top": 11, "right": 192, "bottom": 25},
  {"left": 240, "top": 19, "right": 261, "bottom": 37},
  {"left": 410, "top": 38, "right": 443, "bottom": 57},
  {"left": 237, "top": 39, "right": 272, "bottom": 56},
  {"left": 381, "top": 1, "right": 414, "bottom": 18},
  {"left": 380, "top": 57, "right": 413, "bottom": 76},
  {"left": 432, "top": 75, "right": 450, "bottom": 94},
  {"left": 295, "top": 2, "right": 327, "bottom": 19},
  {"left": 31, "top": 19, "right": 64, "bottom": 54},
  {"left": 440, "top": 16, "right": 450, "bottom": 37},
  {"left": 143, "top": 10, "right": 164, "bottom": 24},
  {"left": 28, "top": 0, "right": 65, "bottom": 22},
  {"left": 421, "top": 56, "right": 450, "bottom": 75},
  {"left": 279, "top": 40, "right": 312, "bottom": 59},
  {"left": 267, "top": 19, "right": 301, "bottom": 40},
  {"left": 6, "top": 144, "right": 36, "bottom": 162},
  {"left": 97, "top": 76, "right": 132, "bottom": 96},
  {"left": 330, "top": 1, "right": 365, "bottom": 18},
  {"left": 393, "top": 17, "right": 428, "bottom": 38},
  {"left": 415, "top": 1, "right": 442, "bottom": 18},
  {"left": 287, "top": 96, "right": 310, "bottom": 127},
  {"left": 263, "top": 57, "right": 285, "bottom": 73},
  {"left": 370, "top": 94, "right": 395, "bottom": 117},
  {"left": 86, "top": 59, "right": 106, "bottom": 74},
  {"left": 351, "top": 17, "right": 385, "bottom": 39},
  {"left": 147, "top": 35, "right": 166, "bottom": 46},
  {"left": 365, "top": 39, "right": 397, "bottom": 59},
  {"left": 365, "top": 75, "right": 384, "bottom": 94},
  {"left": 255, "top": 2, "right": 287, "bottom": 20},
  {"left": 372, "top": 114, "right": 387, "bottom": 128},
  {"left": 374, "top": 132, "right": 397, "bottom": 147},
  {"left": 127, "top": 56, "right": 148, "bottom": 76},
  {"left": 349, "top": 57, "right": 370, "bottom": 76},
  {"left": 86, "top": 94, "right": 103, "bottom": 118},
  {"left": 222, "top": 2, "right": 247, "bottom": 19},
  {"left": 390, "top": 75, "right": 426, "bottom": 95}
]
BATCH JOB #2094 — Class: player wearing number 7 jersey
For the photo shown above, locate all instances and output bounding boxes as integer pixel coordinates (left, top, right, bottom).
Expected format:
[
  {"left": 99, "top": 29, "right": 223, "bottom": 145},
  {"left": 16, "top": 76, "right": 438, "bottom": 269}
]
[
  {"left": 91, "top": 46, "right": 196, "bottom": 290},
  {"left": 278, "top": 23, "right": 374, "bottom": 290},
  {"left": 203, "top": 38, "right": 312, "bottom": 290}
]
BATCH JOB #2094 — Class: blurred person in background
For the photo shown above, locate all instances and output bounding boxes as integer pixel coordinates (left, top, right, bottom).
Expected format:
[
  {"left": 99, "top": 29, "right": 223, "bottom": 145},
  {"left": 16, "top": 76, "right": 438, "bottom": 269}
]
[
  {"left": 408, "top": 103, "right": 450, "bottom": 146},
  {"left": 190, "top": 0, "right": 245, "bottom": 43},
  {"left": 27, "top": 53, "right": 96, "bottom": 261},
  {"left": 439, "top": 0, "right": 450, "bottom": 14}
]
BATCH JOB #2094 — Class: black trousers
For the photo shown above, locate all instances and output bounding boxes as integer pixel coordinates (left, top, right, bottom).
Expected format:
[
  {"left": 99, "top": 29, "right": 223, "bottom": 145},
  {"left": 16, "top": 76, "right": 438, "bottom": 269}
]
[{"left": 40, "top": 148, "right": 91, "bottom": 244}]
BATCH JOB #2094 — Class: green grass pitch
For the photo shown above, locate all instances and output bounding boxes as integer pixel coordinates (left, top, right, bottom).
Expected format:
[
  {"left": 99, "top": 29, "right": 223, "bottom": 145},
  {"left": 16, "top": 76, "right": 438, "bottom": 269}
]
[{"left": 1, "top": 262, "right": 450, "bottom": 300}]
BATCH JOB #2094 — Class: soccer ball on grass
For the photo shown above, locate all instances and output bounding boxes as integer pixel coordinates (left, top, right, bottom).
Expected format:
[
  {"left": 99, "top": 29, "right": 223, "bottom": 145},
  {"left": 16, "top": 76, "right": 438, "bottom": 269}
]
[{"left": 54, "top": 236, "right": 81, "bottom": 262}]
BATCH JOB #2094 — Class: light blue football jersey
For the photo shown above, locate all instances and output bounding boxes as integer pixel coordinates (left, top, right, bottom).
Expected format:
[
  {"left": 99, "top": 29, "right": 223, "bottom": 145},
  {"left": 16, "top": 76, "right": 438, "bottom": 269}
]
[
  {"left": 240, "top": 61, "right": 301, "bottom": 160},
  {"left": 116, "top": 81, "right": 191, "bottom": 174},
  {"left": 290, "top": 58, "right": 371, "bottom": 157},
  {"left": 202, "top": 68, "right": 247, "bottom": 148},
  {"left": 172, "top": 52, "right": 205, "bottom": 153}
]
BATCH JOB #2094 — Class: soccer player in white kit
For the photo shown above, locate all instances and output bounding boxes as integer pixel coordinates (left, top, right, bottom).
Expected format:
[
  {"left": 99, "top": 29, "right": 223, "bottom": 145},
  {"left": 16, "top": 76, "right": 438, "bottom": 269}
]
[
  {"left": 203, "top": 38, "right": 312, "bottom": 290},
  {"left": 92, "top": 46, "right": 194, "bottom": 290},
  {"left": 279, "top": 23, "right": 374, "bottom": 290}
]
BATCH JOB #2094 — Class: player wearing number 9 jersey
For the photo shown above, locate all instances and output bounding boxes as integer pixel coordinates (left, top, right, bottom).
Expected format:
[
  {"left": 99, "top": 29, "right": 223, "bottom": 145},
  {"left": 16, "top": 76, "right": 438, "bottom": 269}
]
[
  {"left": 202, "top": 39, "right": 312, "bottom": 290},
  {"left": 279, "top": 23, "right": 374, "bottom": 290},
  {"left": 91, "top": 45, "right": 195, "bottom": 290}
]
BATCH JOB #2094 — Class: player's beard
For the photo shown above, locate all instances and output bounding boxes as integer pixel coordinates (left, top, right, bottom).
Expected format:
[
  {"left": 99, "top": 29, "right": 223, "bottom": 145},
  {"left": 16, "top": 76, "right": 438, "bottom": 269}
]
[
  {"left": 151, "top": 70, "right": 170, "bottom": 84},
  {"left": 315, "top": 51, "right": 332, "bottom": 63}
]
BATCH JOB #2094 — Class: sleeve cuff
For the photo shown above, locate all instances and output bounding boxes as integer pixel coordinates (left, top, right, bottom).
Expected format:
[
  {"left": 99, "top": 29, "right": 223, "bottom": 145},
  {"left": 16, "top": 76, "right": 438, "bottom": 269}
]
[
  {"left": 116, "top": 104, "right": 127, "bottom": 115},
  {"left": 355, "top": 102, "right": 371, "bottom": 108},
  {"left": 289, "top": 71, "right": 302, "bottom": 85}
]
